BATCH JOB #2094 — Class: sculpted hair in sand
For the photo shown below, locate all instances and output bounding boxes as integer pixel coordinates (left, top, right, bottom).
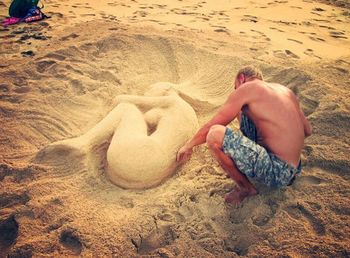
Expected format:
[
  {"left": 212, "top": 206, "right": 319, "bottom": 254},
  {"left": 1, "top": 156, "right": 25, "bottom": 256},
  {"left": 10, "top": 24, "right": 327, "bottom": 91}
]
[{"left": 236, "top": 66, "right": 264, "bottom": 81}]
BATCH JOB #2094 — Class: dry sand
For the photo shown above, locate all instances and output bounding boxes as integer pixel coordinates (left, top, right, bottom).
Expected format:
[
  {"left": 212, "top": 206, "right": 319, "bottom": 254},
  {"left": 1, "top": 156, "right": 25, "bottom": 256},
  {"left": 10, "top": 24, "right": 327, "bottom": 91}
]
[{"left": 0, "top": 0, "right": 349, "bottom": 257}]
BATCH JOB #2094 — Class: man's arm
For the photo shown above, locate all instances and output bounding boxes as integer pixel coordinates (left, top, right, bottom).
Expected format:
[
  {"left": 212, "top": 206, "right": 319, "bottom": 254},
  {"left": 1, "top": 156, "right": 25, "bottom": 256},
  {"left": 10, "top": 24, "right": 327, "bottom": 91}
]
[
  {"left": 177, "top": 87, "right": 250, "bottom": 162},
  {"left": 183, "top": 96, "right": 241, "bottom": 148},
  {"left": 300, "top": 109, "right": 312, "bottom": 137},
  {"left": 292, "top": 94, "right": 312, "bottom": 138}
]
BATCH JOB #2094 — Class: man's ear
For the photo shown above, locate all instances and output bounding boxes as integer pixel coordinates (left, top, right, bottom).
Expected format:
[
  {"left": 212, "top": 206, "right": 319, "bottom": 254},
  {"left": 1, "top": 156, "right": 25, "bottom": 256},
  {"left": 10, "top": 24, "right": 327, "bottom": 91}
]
[{"left": 238, "top": 74, "right": 245, "bottom": 84}]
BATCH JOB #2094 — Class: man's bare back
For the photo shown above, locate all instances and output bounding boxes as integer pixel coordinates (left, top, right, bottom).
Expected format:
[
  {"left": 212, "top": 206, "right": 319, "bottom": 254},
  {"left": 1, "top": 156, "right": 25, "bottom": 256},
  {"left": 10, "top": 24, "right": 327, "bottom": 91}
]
[{"left": 240, "top": 80, "right": 308, "bottom": 167}]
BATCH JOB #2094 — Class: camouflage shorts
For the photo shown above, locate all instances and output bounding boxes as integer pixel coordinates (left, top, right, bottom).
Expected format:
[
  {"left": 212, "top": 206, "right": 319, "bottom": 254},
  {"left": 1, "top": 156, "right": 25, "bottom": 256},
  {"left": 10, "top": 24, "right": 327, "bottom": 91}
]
[{"left": 221, "top": 115, "right": 301, "bottom": 188}]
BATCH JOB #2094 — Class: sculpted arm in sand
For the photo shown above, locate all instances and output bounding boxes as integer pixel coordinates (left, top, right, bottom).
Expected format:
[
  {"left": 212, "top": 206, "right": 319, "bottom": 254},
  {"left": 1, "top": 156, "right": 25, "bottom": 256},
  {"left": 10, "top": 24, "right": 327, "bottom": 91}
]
[
  {"left": 37, "top": 83, "right": 198, "bottom": 189},
  {"left": 177, "top": 66, "right": 312, "bottom": 205}
]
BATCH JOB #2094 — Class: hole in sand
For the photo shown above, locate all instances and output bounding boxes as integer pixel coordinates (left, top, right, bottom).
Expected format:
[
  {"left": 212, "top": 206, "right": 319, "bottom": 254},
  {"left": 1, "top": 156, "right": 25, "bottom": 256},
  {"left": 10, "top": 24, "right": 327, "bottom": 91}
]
[
  {"left": 59, "top": 229, "right": 83, "bottom": 255},
  {"left": 0, "top": 215, "right": 19, "bottom": 252}
]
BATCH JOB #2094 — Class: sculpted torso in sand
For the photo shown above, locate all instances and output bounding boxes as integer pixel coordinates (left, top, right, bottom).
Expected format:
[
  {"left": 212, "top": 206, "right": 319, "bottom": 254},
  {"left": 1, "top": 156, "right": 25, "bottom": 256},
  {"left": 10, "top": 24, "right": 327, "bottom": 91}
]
[{"left": 37, "top": 83, "right": 198, "bottom": 189}]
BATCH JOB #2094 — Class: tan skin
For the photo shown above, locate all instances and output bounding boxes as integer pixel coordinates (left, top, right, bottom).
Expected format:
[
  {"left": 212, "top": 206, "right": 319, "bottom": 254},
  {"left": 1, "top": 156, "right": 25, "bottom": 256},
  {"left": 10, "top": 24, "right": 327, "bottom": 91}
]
[{"left": 177, "top": 74, "right": 312, "bottom": 204}]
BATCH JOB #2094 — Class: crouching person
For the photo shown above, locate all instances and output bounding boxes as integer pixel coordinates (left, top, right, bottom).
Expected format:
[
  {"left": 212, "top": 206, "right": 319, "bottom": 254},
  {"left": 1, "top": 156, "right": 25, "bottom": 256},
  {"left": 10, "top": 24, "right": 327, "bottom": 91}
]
[{"left": 177, "top": 66, "right": 312, "bottom": 204}]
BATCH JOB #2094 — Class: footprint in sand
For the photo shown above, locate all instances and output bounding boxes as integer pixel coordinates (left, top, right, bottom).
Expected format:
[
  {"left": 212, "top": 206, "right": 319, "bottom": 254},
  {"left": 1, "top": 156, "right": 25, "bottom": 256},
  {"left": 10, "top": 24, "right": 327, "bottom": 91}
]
[
  {"left": 59, "top": 229, "right": 83, "bottom": 255},
  {"left": 44, "top": 53, "right": 67, "bottom": 61},
  {"left": 36, "top": 60, "right": 57, "bottom": 73},
  {"left": 213, "top": 28, "right": 230, "bottom": 34},
  {"left": 13, "top": 86, "right": 31, "bottom": 94},
  {"left": 211, "top": 25, "right": 230, "bottom": 34},
  {"left": 0, "top": 192, "right": 30, "bottom": 209},
  {"left": 311, "top": 11, "right": 323, "bottom": 16},
  {"left": 313, "top": 7, "right": 326, "bottom": 12},
  {"left": 326, "top": 65, "right": 349, "bottom": 75},
  {"left": 107, "top": 2, "right": 118, "bottom": 7},
  {"left": 21, "top": 50, "right": 35, "bottom": 57},
  {"left": 250, "top": 29, "right": 264, "bottom": 35},
  {"left": 309, "top": 36, "right": 325, "bottom": 42},
  {"left": 304, "top": 48, "right": 321, "bottom": 59},
  {"left": 197, "top": 16, "right": 210, "bottom": 21},
  {"left": 251, "top": 200, "right": 278, "bottom": 226},
  {"left": 284, "top": 203, "right": 326, "bottom": 235},
  {"left": 269, "top": 27, "right": 284, "bottom": 33},
  {"left": 132, "top": 224, "right": 177, "bottom": 255},
  {"left": 275, "top": 20, "right": 297, "bottom": 25},
  {"left": 313, "top": 18, "right": 330, "bottom": 22},
  {"left": 60, "top": 33, "right": 79, "bottom": 41},
  {"left": 0, "top": 164, "right": 37, "bottom": 183},
  {"left": 300, "top": 94, "right": 320, "bottom": 115},
  {"left": 224, "top": 236, "right": 254, "bottom": 256},
  {"left": 297, "top": 175, "right": 324, "bottom": 185},
  {"left": 330, "top": 31, "right": 348, "bottom": 39},
  {"left": 133, "top": 11, "right": 148, "bottom": 18},
  {"left": 80, "top": 13, "right": 96, "bottom": 17},
  {"left": 104, "top": 15, "right": 118, "bottom": 21},
  {"left": 273, "top": 50, "right": 299, "bottom": 59},
  {"left": 285, "top": 50, "right": 299, "bottom": 59},
  {"left": 287, "top": 38, "right": 303, "bottom": 44},
  {"left": 241, "top": 15, "right": 258, "bottom": 23},
  {"left": 152, "top": 4, "right": 167, "bottom": 9},
  {"left": 319, "top": 25, "right": 336, "bottom": 30},
  {"left": 0, "top": 215, "right": 19, "bottom": 254},
  {"left": 47, "top": 12, "right": 64, "bottom": 19},
  {"left": 0, "top": 84, "right": 10, "bottom": 93}
]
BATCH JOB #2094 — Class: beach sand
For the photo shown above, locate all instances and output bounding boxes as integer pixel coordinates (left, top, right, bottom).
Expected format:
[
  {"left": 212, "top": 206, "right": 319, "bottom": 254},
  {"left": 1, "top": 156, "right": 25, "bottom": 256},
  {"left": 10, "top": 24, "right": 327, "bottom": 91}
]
[{"left": 0, "top": 0, "right": 349, "bottom": 257}]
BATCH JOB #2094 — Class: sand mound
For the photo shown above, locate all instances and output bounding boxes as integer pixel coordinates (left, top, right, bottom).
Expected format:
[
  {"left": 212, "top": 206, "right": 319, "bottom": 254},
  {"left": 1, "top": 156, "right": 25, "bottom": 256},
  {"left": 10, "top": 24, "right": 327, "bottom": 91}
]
[{"left": 0, "top": 12, "right": 349, "bottom": 258}]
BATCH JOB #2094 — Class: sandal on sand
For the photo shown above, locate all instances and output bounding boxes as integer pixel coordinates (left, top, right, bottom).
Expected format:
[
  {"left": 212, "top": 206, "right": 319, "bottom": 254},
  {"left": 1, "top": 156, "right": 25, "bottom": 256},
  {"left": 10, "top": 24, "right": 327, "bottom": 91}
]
[{"left": 3, "top": 17, "right": 22, "bottom": 26}]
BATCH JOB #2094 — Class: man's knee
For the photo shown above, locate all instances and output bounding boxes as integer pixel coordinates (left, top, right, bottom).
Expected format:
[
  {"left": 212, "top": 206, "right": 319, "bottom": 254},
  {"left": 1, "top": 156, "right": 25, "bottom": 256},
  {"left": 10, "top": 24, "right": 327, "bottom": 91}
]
[{"left": 206, "top": 125, "right": 226, "bottom": 149}]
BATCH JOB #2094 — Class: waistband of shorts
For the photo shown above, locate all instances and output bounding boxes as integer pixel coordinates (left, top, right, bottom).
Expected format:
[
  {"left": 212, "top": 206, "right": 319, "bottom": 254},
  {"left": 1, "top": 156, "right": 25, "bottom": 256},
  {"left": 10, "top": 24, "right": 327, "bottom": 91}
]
[{"left": 269, "top": 152, "right": 302, "bottom": 175}]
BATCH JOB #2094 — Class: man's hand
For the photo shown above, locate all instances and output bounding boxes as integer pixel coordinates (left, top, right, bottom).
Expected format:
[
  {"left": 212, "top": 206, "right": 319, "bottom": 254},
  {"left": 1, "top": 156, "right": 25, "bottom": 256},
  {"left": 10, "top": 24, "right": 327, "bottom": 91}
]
[{"left": 176, "top": 144, "right": 193, "bottom": 164}]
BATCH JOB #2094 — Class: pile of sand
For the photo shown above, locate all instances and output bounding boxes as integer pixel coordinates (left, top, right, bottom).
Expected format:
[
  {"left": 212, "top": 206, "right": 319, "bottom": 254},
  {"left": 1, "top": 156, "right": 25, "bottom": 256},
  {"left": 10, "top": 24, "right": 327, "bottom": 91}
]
[{"left": 0, "top": 0, "right": 349, "bottom": 257}]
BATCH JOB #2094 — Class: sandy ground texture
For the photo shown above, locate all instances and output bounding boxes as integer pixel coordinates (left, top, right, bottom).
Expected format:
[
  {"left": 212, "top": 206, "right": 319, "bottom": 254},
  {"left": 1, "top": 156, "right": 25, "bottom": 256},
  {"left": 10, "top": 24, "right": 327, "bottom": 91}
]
[{"left": 0, "top": 0, "right": 349, "bottom": 257}]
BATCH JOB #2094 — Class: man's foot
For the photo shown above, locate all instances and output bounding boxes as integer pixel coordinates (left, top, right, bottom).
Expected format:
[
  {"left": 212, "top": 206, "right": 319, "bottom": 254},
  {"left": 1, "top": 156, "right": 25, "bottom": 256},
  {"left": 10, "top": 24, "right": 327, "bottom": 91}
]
[{"left": 224, "top": 186, "right": 258, "bottom": 205}]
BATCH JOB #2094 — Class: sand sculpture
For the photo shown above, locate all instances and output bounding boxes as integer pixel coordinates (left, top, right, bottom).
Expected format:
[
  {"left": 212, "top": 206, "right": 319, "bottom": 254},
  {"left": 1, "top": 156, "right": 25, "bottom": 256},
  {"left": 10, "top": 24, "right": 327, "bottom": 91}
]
[{"left": 35, "top": 83, "right": 199, "bottom": 189}]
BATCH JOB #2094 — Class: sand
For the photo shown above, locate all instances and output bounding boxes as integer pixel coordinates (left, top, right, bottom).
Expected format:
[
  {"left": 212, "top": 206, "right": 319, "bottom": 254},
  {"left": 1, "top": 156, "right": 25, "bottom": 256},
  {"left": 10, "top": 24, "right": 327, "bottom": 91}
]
[{"left": 0, "top": 0, "right": 349, "bottom": 257}]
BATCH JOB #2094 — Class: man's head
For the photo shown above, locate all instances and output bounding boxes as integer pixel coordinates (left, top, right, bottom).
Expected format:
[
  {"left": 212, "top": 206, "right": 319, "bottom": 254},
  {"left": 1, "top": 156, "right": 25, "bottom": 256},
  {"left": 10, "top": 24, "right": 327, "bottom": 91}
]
[{"left": 234, "top": 66, "right": 263, "bottom": 89}]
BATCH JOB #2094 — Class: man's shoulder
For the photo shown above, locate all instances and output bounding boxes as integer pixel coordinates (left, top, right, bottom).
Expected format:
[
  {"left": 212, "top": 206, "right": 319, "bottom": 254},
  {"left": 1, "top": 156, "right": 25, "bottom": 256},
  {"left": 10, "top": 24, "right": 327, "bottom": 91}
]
[
  {"left": 239, "top": 80, "right": 267, "bottom": 95},
  {"left": 230, "top": 81, "right": 265, "bottom": 105},
  {"left": 239, "top": 81, "right": 295, "bottom": 104},
  {"left": 242, "top": 80, "right": 268, "bottom": 90},
  {"left": 254, "top": 81, "right": 292, "bottom": 95}
]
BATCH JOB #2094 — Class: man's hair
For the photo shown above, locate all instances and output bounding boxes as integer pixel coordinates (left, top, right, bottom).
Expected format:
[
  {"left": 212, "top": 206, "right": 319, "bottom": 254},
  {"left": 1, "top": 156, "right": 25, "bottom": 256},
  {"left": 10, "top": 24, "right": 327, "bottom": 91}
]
[{"left": 236, "top": 66, "right": 263, "bottom": 81}]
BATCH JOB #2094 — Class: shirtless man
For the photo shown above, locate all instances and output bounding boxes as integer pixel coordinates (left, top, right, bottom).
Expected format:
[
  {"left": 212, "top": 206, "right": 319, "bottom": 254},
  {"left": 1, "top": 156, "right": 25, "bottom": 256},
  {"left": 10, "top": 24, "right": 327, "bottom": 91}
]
[{"left": 177, "top": 66, "right": 312, "bottom": 204}]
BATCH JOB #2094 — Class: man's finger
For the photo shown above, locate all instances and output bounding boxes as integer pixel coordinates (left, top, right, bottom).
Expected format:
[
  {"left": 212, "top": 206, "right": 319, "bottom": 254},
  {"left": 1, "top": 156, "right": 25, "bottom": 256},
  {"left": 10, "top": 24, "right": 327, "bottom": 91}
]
[{"left": 176, "top": 151, "right": 183, "bottom": 163}]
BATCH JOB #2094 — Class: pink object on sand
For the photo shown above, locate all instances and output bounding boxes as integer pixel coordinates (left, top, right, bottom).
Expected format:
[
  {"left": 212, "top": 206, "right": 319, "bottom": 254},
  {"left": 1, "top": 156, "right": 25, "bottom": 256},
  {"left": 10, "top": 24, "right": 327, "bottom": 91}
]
[{"left": 3, "top": 17, "right": 22, "bottom": 26}]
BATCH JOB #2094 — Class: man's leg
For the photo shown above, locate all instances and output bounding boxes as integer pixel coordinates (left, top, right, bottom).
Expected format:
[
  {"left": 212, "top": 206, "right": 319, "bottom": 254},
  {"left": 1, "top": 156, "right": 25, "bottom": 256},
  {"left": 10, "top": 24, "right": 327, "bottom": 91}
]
[{"left": 206, "top": 125, "right": 258, "bottom": 204}]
